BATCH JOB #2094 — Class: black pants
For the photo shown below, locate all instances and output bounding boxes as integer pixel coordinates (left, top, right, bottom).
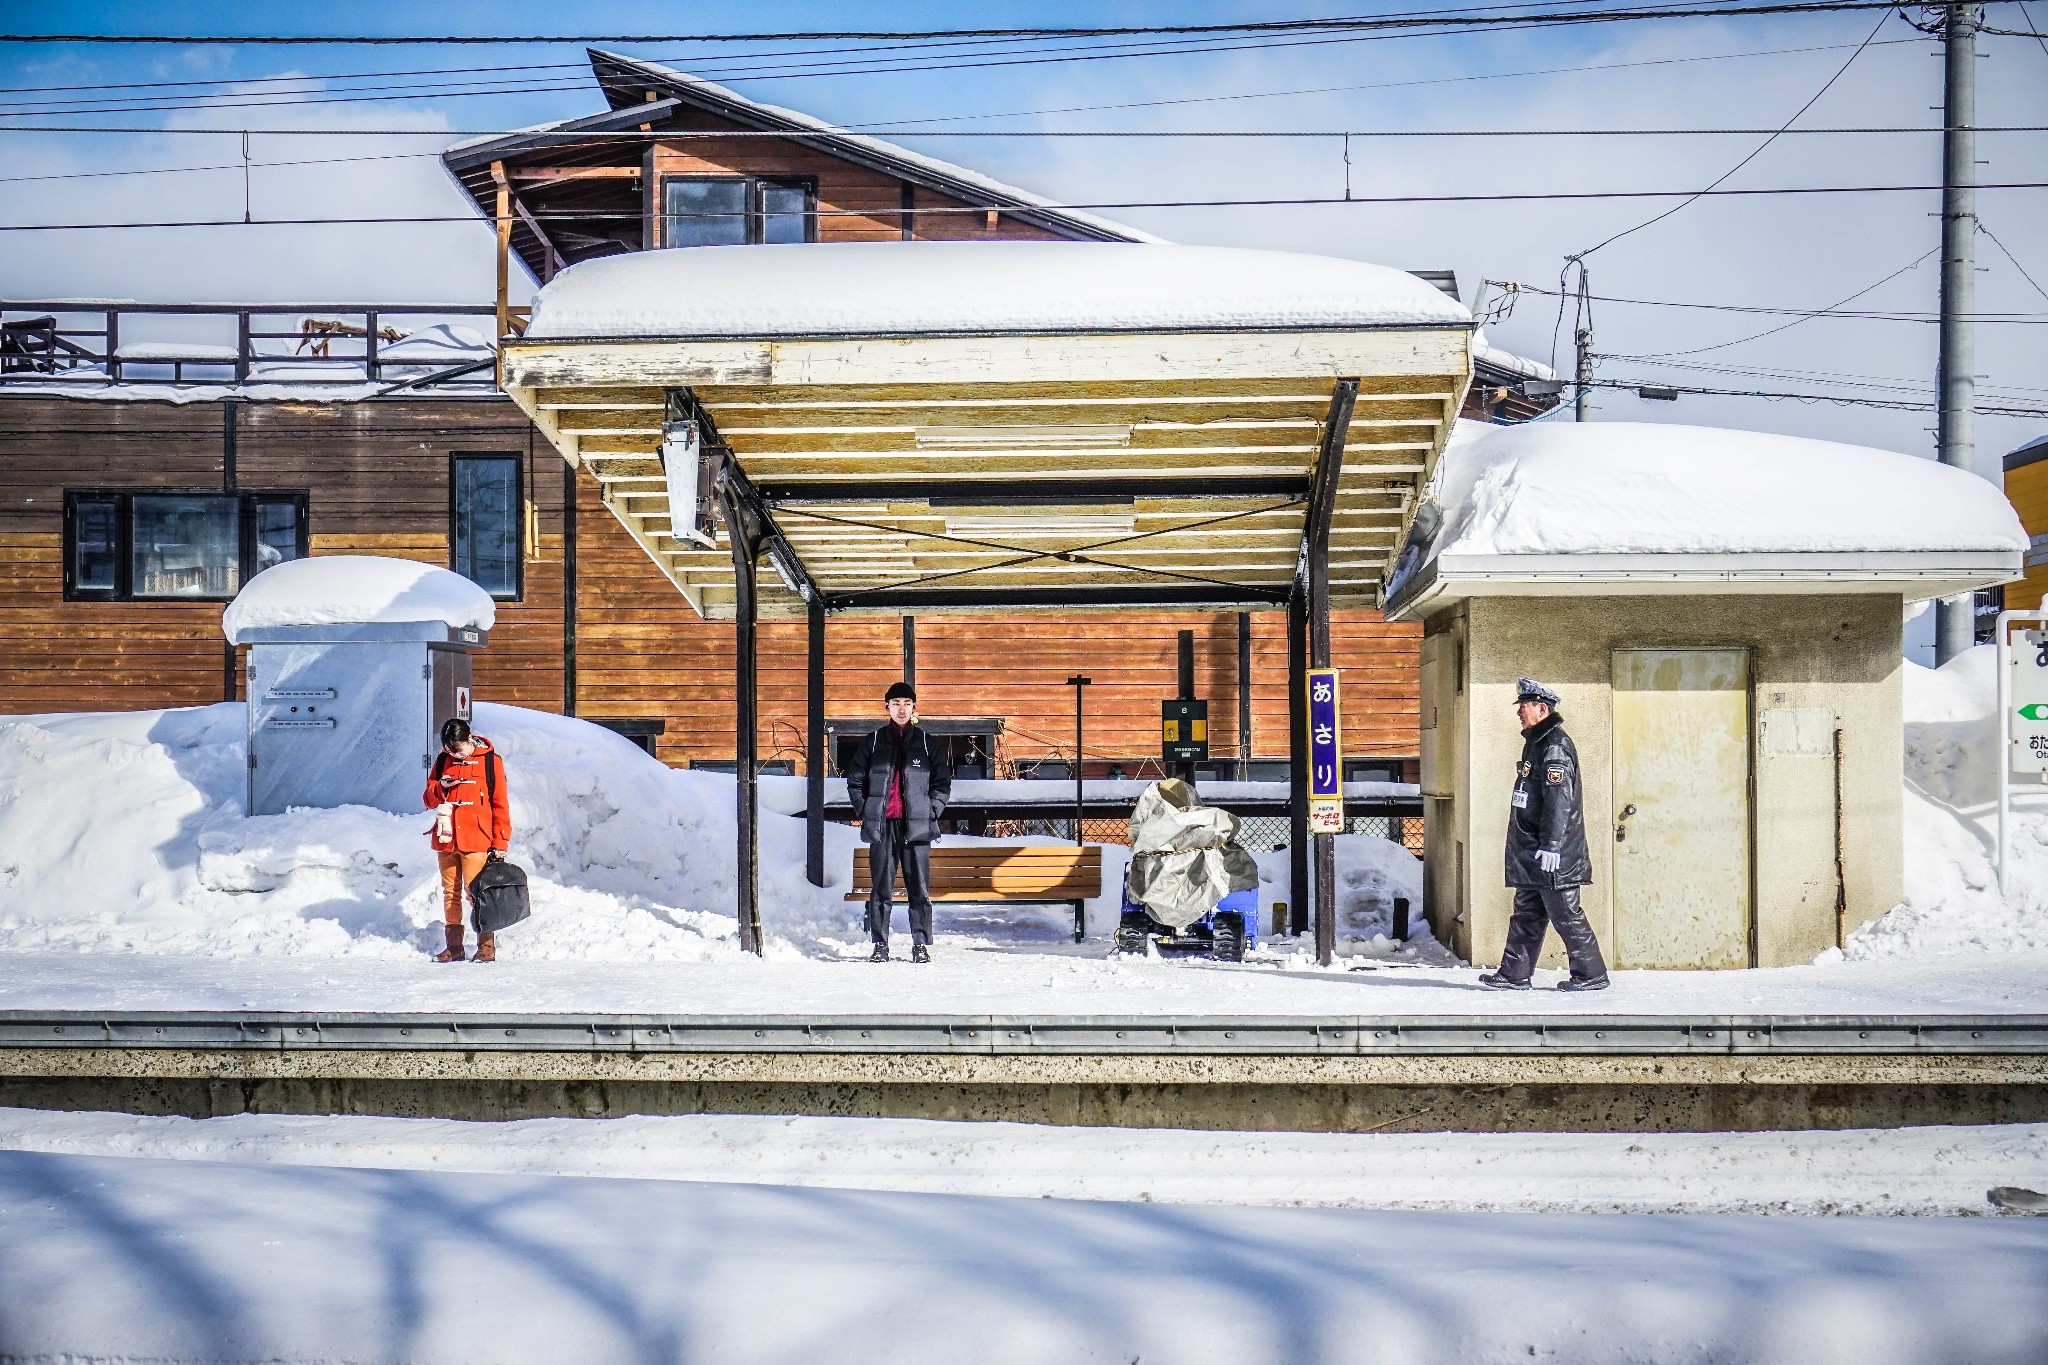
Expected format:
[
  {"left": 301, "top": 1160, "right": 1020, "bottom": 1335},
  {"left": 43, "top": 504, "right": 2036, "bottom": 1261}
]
[
  {"left": 1497, "top": 885, "right": 1608, "bottom": 983},
  {"left": 867, "top": 821, "right": 934, "bottom": 948}
]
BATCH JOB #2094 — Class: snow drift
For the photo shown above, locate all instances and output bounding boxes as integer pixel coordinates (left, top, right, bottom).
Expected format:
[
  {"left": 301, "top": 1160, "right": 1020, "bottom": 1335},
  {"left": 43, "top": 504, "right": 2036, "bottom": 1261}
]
[
  {"left": 0, "top": 703, "right": 854, "bottom": 960},
  {"left": 1841, "top": 645, "right": 2048, "bottom": 960}
]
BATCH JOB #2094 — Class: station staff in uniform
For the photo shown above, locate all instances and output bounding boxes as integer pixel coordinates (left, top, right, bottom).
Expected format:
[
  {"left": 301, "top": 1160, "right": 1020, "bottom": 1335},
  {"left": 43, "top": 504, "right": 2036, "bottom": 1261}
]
[
  {"left": 1480, "top": 678, "right": 1611, "bottom": 992},
  {"left": 846, "top": 681, "right": 952, "bottom": 964}
]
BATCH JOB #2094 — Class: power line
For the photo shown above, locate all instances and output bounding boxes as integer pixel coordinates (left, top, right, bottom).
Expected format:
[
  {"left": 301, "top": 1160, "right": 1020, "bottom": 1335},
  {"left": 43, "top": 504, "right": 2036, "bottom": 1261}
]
[
  {"left": 1590, "top": 377, "right": 2048, "bottom": 415},
  {"left": 6, "top": 181, "right": 2048, "bottom": 232},
  {"left": 0, "top": 4, "right": 1966, "bottom": 44},
  {"left": 1614, "top": 247, "right": 1941, "bottom": 357},
  {"left": 858, "top": 35, "right": 1930, "bottom": 127},
  {"left": 1507, "top": 277, "right": 2046, "bottom": 321},
  {"left": 1982, "top": 221, "right": 2048, "bottom": 303},
  {"left": 6, "top": 120, "right": 2047, "bottom": 138},
  {"left": 1575, "top": 6, "right": 1892, "bottom": 258}
]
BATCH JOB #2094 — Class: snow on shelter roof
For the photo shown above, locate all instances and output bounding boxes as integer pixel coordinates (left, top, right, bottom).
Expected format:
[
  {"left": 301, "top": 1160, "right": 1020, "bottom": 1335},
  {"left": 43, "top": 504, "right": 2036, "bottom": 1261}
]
[
  {"left": 222, "top": 556, "right": 495, "bottom": 644},
  {"left": 1385, "top": 421, "right": 2025, "bottom": 614},
  {"left": 523, "top": 241, "right": 1475, "bottom": 341}
]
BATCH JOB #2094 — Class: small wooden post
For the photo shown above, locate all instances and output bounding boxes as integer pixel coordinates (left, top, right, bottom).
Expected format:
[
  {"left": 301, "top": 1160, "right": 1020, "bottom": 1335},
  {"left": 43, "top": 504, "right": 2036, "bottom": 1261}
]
[{"left": 491, "top": 161, "right": 513, "bottom": 348}]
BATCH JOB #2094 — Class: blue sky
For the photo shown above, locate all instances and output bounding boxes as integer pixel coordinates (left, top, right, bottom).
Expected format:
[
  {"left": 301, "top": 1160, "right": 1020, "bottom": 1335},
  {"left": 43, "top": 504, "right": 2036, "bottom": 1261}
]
[{"left": 4, "top": 1, "right": 2047, "bottom": 662}]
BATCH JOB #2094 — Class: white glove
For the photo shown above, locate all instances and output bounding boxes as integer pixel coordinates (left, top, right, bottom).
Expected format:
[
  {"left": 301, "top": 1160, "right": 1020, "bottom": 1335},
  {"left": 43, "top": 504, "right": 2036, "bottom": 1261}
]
[
  {"left": 1536, "top": 848, "right": 1561, "bottom": 873},
  {"left": 435, "top": 803, "right": 454, "bottom": 841}
]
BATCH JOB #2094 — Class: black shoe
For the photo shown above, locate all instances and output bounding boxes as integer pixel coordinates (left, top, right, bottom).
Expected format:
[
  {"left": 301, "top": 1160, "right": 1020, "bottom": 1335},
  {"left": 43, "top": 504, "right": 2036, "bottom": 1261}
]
[
  {"left": 1477, "top": 972, "right": 1531, "bottom": 991},
  {"left": 911, "top": 944, "right": 930, "bottom": 964},
  {"left": 1557, "top": 975, "right": 1610, "bottom": 992},
  {"left": 869, "top": 944, "right": 889, "bottom": 963}
]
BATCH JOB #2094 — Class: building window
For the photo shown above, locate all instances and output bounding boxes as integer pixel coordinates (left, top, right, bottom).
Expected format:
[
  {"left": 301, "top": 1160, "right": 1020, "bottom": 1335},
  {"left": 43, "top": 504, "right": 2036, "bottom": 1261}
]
[
  {"left": 451, "top": 454, "right": 522, "bottom": 599},
  {"left": 63, "top": 490, "right": 307, "bottom": 601},
  {"left": 661, "top": 176, "right": 815, "bottom": 248}
]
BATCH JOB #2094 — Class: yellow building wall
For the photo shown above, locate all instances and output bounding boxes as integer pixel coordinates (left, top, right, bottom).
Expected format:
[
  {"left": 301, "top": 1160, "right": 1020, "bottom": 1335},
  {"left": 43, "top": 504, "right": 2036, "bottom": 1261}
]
[{"left": 2002, "top": 456, "right": 2048, "bottom": 609}]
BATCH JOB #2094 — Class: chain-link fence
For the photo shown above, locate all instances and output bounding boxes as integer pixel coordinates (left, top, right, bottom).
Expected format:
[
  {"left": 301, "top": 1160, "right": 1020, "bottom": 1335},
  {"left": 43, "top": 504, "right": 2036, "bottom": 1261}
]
[{"left": 983, "top": 813, "right": 1423, "bottom": 856}]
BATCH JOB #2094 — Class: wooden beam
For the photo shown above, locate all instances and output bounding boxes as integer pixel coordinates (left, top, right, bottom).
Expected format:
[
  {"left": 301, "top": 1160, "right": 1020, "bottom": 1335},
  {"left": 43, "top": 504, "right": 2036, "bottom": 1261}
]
[
  {"left": 510, "top": 166, "right": 644, "bottom": 181},
  {"left": 492, "top": 161, "right": 513, "bottom": 344}
]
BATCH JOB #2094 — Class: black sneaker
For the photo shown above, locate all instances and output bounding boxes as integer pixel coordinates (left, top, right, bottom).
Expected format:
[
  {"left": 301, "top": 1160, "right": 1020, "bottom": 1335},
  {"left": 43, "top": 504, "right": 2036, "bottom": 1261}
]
[
  {"left": 1476, "top": 972, "right": 1531, "bottom": 991},
  {"left": 868, "top": 944, "right": 889, "bottom": 963},
  {"left": 1557, "top": 975, "right": 1610, "bottom": 992},
  {"left": 911, "top": 944, "right": 931, "bottom": 964}
]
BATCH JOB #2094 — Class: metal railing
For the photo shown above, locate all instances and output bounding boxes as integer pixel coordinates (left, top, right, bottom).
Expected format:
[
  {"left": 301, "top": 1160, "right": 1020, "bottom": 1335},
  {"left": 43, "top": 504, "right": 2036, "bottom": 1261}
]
[{"left": 0, "top": 301, "right": 503, "bottom": 390}]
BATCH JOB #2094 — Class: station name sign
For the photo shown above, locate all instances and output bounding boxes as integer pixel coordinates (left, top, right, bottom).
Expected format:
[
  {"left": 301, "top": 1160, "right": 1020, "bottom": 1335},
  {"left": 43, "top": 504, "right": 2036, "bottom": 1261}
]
[{"left": 1307, "top": 667, "right": 1343, "bottom": 833}]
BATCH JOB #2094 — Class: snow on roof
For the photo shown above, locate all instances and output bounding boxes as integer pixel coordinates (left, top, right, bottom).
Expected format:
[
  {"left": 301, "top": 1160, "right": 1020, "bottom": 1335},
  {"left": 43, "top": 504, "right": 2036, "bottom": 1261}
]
[
  {"left": 524, "top": 241, "right": 1474, "bottom": 340},
  {"left": 222, "top": 556, "right": 496, "bottom": 643},
  {"left": 1471, "top": 328, "right": 1555, "bottom": 381},
  {"left": 1422, "top": 421, "right": 2026, "bottom": 561}
]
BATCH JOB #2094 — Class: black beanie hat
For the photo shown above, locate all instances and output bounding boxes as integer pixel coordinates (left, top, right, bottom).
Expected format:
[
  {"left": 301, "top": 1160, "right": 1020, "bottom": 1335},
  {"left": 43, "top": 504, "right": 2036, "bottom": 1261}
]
[{"left": 884, "top": 681, "right": 916, "bottom": 703}]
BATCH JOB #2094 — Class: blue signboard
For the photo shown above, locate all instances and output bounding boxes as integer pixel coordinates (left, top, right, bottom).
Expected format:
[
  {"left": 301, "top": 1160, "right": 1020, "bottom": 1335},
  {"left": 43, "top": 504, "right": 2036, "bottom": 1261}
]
[{"left": 1307, "top": 667, "right": 1343, "bottom": 832}]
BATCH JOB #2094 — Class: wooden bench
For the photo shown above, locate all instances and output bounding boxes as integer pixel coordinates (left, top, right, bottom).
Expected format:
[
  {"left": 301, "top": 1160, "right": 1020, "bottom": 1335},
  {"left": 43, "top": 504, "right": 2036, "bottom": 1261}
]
[{"left": 849, "top": 844, "right": 1104, "bottom": 943}]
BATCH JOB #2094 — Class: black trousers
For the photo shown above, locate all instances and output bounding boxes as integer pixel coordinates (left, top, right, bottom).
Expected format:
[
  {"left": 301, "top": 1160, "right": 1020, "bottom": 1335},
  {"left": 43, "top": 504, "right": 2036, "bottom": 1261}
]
[
  {"left": 1497, "top": 885, "right": 1608, "bottom": 983},
  {"left": 867, "top": 820, "right": 934, "bottom": 948}
]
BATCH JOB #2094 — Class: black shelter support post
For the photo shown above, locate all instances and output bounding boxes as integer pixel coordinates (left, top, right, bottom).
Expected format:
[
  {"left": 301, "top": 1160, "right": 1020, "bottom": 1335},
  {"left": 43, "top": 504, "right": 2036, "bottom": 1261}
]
[
  {"left": 806, "top": 595, "right": 827, "bottom": 889},
  {"left": 1176, "top": 628, "right": 1197, "bottom": 784},
  {"left": 901, "top": 615, "right": 916, "bottom": 689},
  {"left": 718, "top": 470, "right": 767, "bottom": 956},
  {"left": 1287, "top": 590, "right": 1310, "bottom": 939},
  {"left": 1302, "top": 379, "right": 1359, "bottom": 967}
]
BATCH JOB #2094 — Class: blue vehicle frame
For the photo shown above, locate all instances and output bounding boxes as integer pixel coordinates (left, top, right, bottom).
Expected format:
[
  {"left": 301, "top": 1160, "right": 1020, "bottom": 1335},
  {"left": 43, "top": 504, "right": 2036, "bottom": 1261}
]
[{"left": 1114, "top": 885, "right": 1259, "bottom": 961}]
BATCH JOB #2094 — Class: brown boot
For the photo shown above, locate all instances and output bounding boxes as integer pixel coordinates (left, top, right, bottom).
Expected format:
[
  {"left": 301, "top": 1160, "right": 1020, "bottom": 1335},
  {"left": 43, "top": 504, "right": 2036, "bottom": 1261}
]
[
  {"left": 471, "top": 931, "right": 496, "bottom": 963},
  {"left": 433, "top": 922, "right": 464, "bottom": 962}
]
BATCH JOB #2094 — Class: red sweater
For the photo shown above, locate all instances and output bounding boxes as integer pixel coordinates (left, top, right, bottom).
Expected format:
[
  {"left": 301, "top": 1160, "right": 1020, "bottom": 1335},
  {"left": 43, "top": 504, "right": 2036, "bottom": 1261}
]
[{"left": 423, "top": 739, "right": 511, "bottom": 853}]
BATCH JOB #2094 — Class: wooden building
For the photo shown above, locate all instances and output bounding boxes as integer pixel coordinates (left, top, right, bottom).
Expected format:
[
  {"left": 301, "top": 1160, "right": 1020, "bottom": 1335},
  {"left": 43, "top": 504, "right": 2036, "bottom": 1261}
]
[{"left": 0, "top": 50, "right": 1555, "bottom": 781}]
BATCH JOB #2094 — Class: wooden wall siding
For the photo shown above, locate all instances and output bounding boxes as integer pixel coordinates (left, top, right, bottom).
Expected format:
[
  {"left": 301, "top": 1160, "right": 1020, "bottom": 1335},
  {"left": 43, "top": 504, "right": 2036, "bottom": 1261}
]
[
  {"left": 0, "top": 397, "right": 570, "bottom": 716},
  {"left": 648, "top": 114, "right": 1064, "bottom": 247},
  {"left": 0, "top": 401, "right": 225, "bottom": 531},
  {"left": 572, "top": 478, "right": 1421, "bottom": 764},
  {"left": 2005, "top": 459, "right": 2048, "bottom": 610}
]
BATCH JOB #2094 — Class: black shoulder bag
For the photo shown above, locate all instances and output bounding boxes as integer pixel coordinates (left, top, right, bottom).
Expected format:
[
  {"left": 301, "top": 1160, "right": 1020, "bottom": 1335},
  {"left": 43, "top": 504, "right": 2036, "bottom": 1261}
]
[{"left": 466, "top": 750, "right": 531, "bottom": 934}]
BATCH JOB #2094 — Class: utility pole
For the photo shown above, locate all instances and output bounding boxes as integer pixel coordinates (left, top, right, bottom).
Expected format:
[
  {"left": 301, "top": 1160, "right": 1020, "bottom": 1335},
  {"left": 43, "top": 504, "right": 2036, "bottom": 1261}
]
[
  {"left": 1572, "top": 263, "right": 1593, "bottom": 422},
  {"left": 1934, "top": 0, "right": 1979, "bottom": 665}
]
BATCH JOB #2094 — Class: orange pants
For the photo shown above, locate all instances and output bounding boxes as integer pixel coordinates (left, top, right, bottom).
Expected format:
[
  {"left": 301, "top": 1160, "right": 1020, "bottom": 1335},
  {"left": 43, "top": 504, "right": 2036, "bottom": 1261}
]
[{"left": 437, "top": 850, "right": 489, "bottom": 926}]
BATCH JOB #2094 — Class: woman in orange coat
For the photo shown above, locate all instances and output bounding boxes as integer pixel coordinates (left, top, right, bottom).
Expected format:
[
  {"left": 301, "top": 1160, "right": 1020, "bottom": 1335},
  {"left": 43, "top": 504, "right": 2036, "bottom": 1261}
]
[{"left": 423, "top": 717, "right": 511, "bottom": 962}]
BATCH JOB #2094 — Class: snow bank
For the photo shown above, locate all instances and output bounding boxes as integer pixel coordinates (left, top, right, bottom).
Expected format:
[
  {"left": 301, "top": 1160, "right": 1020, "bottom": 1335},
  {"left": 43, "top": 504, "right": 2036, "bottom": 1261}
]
[
  {"left": 0, "top": 701, "right": 855, "bottom": 960},
  {"left": 524, "top": 241, "right": 1472, "bottom": 340},
  {"left": 1839, "top": 645, "right": 2048, "bottom": 960},
  {"left": 6, "top": 1109, "right": 2043, "bottom": 1216},
  {"left": 7, "top": 1149, "right": 2047, "bottom": 1365},
  {"left": 221, "top": 555, "right": 495, "bottom": 642},
  {"left": 377, "top": 321, "right": 493, "bottom": 366},
  {"left": 1424, "top": 422, "right": 2027, "bottom": 559}
]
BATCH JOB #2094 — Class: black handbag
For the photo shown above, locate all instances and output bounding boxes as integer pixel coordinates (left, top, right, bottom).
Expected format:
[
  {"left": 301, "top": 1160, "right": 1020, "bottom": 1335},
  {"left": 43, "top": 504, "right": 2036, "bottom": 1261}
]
[
  {"left": 469, "top": 851, "right": 531, "bottom": 933},
  {"left": 464, "top": 750, "right": 530, "bottom": 934}
]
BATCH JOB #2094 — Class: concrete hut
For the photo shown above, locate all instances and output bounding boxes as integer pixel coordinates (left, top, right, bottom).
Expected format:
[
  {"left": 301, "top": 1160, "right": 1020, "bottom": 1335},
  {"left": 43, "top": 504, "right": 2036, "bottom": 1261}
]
[{"left": 1385, "top": 421, "right": 2025, "bottom": 970}]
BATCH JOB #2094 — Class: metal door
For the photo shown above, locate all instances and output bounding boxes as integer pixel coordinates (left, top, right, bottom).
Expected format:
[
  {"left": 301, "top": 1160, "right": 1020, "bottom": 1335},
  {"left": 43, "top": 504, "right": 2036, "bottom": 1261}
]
[{"left": 1610, "top": 648, "right": 1752, "bottom": 969}]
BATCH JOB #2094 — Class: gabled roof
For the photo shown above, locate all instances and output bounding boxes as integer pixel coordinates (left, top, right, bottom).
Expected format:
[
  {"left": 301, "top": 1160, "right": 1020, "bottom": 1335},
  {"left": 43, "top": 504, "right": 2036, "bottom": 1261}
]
[{"left": 440, "top": 48, "right": 1159, "bottom": 280}]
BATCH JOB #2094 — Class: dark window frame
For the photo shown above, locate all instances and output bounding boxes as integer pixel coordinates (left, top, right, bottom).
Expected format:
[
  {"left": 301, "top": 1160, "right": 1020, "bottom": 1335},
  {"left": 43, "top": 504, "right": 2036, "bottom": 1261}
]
[
  {"left": 659, "top": 174, "right": 818, "bottom": 248},
  {"left": 62, "top": 488, "right": 308, "bottom": 602},
  {"left": 449, "top": 452, "right": 525, "bottom": 602}
]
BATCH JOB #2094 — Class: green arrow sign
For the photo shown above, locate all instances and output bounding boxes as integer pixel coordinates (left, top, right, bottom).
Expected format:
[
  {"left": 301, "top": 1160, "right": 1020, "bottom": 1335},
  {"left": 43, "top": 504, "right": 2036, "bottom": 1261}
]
[{"left": 2019, "top": 704, "right": 2048, "bottom": 721}]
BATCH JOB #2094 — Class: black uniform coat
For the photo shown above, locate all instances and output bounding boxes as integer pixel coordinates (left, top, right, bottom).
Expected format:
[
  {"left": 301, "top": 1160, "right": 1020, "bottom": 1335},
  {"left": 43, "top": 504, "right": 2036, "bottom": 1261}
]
[
  {"left": 845, "top": 722, "right": 952, "bottom": 845},
  {"left": 1504, "top": 711, "right": 1593, "bottom": 888}
]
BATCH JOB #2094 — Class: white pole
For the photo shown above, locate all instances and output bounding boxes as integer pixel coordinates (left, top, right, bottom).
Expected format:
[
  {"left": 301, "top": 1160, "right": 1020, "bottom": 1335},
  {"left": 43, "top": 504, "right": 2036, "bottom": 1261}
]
[{"left": 1998, "top": 610, "right": 2013, "bottom": 894}]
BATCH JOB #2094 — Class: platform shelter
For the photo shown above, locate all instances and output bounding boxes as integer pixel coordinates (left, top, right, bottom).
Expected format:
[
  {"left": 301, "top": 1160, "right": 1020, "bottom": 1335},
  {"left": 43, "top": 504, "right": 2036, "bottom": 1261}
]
[{"left": 498, "top": 240, "right": 1475, "bottom": 955}]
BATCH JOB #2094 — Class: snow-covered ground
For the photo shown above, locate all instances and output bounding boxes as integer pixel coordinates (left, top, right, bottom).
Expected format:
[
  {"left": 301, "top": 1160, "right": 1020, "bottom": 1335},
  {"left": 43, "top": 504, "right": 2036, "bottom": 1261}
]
[
  {"left": 0, "top": 647, "right": 2042, "bottom": 1016},
  {"left": 3, "top": 1145, "right": 2044, "bottom": 1365},
  {"left": 3, "top": 1108, "right": 2043, "bottom": 1217}
]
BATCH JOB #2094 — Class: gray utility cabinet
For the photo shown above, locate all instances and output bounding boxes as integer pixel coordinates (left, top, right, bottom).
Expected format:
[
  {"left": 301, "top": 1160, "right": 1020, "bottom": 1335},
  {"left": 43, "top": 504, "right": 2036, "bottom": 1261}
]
[{"left": 243, "top": 621, "right": 488, "bottom": 816}]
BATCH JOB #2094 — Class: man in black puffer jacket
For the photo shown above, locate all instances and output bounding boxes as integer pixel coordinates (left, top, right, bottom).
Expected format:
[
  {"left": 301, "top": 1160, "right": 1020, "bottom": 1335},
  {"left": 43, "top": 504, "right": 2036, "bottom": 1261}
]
[
  {"left": 845, "top": 681, "right": 952, "bottom": 964},
  {"left": 1480, "top": 677, "right": 1610, "bottom": 992}
]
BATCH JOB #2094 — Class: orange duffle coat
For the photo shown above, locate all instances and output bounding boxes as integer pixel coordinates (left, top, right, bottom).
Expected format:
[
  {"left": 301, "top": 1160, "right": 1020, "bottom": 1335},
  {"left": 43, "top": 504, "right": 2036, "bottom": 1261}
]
[{"left": 423, "top": 739, "right": 511, "bottom": 854}]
